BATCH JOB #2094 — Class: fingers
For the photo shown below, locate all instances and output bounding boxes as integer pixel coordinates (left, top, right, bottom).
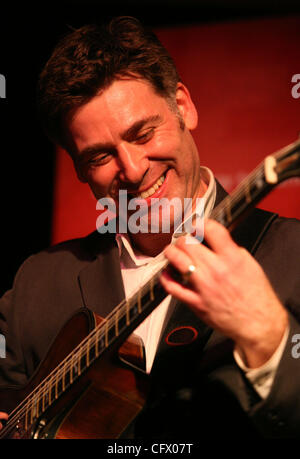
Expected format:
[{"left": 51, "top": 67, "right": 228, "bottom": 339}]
[
  {"left": 161, "top": 219, "right": 240, "bottom": 303},
  {"left": 164, "top": 239, "right": 208, "bottom": 289},
  {"left": 172, "top": 219, "right": 238, "bottom": 265},
  {"left": 160, "top": 270, "right": 201, "bottom": 308},
  {"left": 203, "top": 219, "right": 239, "bottom": 255}
]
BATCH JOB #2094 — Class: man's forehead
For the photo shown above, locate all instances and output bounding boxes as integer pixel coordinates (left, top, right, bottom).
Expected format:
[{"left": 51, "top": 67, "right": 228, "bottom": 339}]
[
  {"left": 70, "top": 81, "right": 166, "bottom": 132},
  {"left": 74, "top": 78, "right": 164, "bottom": 122}
]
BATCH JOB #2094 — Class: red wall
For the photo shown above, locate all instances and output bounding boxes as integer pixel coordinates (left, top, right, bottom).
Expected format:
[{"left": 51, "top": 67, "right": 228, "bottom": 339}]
[{"left": 52, "top": 15, "right": 300, "bottom": 245}]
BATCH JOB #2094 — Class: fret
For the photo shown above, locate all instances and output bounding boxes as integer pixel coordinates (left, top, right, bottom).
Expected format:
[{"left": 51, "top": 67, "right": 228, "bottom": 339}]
[
  {"left": 126, "top": 299, "right": 130, "bottom": 325},
  {"left": 225, "top": 197, "right": 232, "bottom": 224},
  {"left": 55, "top": 371, "right": 59, "bottom": 399},
  {"left": 86, "top": 339, "right": 90, "bottom": 367},
  {"left": 35, "top": 393, "right": 39, "bottom": 418},
  {"left": 137, "top": 289, "right": 142, "bottom": 313},
  {"left": 25, "top": 408, "right": 29, "bottom": 431},
  {"left": 115, "top": 308, "right": 119, "bottom": 337},
  {"left": 78, "top": 347, "right": 82, "bottom": 376},
  {"left": 105, "top": 320, "right": 109, "bottom": 348},
  {"left": 150, "top": 277, "right": 155, "bottom": 301},
  {"left": 62, "top": 362, "right": 66, "bottom": 392},
  {"left": 30, "top": 400, "right": 34, "bottom": 425},
  {"left": 48, "top": 376, "right": 53, "bottom": 406},
  {"left": 70, "top": 354, "right": 74, "bottom": 384},
  {"left": 244, "top": 179, "right": 251, "bottom": 203},
  {"left": 254, "top": 169, "right": 265, "bottom": 189},
  {"left": 95, "top": 327, "right": 101, "bottom": 358},
  {"left": 42, "top": 383, "right": 46, "bottom": 412}
]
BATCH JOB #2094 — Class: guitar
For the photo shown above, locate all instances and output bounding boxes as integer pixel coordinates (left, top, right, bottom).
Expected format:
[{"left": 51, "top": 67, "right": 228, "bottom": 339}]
[{"left": 0, "top": 138, "right": 300, "bottom": 439}]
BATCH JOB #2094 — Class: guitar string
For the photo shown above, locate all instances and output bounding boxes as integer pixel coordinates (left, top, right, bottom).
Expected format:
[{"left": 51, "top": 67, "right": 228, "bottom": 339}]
[
  {"left": 0, "top": 158, "right": 271, "bottom": 437},
  {"left": 5, "top": 140, "right": 300, "bottom": 436},
  {"left": 1, "top": 269, "right": 165, "bottom": 435},
  {"left": 5, "top": 142, "right": 297, "bottom": 436},
  {"left": 0, "top": 160, "right": 269, "bottom": 436}
]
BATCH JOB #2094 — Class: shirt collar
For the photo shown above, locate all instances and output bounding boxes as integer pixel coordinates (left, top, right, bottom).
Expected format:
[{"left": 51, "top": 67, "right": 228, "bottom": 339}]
[{"left": 116, "top": 167, "right": 216, "bottom": 268}]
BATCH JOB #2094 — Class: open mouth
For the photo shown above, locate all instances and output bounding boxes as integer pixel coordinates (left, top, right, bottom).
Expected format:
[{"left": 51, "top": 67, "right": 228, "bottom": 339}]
[{"left": 128, "top": 170, "right": 169, "bottom": 201}]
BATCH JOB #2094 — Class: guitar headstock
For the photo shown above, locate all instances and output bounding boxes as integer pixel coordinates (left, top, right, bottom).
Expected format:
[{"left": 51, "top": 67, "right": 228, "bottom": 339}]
[{"left": 265, "top": 138, "right": 300, "bottom": 185}]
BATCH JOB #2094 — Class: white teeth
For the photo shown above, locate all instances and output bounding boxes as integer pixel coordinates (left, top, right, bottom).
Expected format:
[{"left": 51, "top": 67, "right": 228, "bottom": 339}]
[
  {"left": 136, "top": 174, "right": 165, "bottom": 199},
  {"left": 140, "top": 191, "right": 149, "bottom": 199},
  {"left": 148, "top": 187, "right": 156, "bottom": 195}
]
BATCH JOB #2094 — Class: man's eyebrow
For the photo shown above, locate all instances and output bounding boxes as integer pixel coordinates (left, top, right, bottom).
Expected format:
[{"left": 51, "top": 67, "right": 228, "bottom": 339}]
[
  {"left": 121, "top": 115, "right": 162, "bottom": 140},
  {"left": 77, "top": 143, "right": 115, "bottom": 161},
  {"left": 77, "top": 115, "right": 162, "bottom": 159}
]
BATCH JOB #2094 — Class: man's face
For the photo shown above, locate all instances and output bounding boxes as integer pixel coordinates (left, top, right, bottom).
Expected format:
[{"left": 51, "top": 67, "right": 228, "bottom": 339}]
[{"left": 67, "top": 78, "right": 203, "bottom": 230}]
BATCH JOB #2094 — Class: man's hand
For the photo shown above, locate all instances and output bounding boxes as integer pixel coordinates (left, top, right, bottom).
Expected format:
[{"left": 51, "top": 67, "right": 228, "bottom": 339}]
[
  {"left": 160, "top": 219, "right": 288, "bottom": 368},
  {"left": 0, "top": 412, "right": 8, "bottom": 430}
]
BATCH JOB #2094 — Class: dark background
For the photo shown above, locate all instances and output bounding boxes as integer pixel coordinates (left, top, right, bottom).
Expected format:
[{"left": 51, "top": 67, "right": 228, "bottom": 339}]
[{"left": 0, "top": 0, "right": 300, "bottom": 295}]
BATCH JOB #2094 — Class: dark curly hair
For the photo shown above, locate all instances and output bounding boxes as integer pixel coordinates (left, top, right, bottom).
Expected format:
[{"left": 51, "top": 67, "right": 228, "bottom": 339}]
[{"left": 37, "top": 16, "right": 181, "bottom": 150}]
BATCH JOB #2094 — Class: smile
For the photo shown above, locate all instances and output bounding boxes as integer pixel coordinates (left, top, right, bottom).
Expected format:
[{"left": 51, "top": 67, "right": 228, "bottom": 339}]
[{"left": 135, "top": 174, "right": 165, "bottom": 199}]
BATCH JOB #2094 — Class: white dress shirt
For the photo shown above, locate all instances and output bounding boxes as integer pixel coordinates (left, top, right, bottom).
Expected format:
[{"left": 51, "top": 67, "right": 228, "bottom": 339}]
[{"left": 115, "top": 167, "right": 288, "bottom": 399}]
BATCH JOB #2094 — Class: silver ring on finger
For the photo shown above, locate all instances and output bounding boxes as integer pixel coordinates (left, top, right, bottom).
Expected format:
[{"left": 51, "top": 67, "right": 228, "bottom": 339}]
[{"left": 182, "top": 264, "right": 197, "bottom": 285}]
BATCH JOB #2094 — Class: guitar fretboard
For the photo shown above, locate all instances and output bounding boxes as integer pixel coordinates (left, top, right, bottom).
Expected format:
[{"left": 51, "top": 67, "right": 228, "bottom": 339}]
[{"left": 2, "top": 138, "right": 300, "bottom": 438}]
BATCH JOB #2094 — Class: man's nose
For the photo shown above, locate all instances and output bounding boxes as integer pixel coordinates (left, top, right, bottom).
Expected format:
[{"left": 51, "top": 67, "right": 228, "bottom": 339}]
[{"left": 117, "top": 142, "right": 149, "bottom": 184}]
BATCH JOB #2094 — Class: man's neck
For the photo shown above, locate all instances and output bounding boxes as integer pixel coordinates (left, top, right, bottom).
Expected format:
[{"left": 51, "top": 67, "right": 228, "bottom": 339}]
[{"left": 128, "top": 178, "right": 208, "bottom": 257}]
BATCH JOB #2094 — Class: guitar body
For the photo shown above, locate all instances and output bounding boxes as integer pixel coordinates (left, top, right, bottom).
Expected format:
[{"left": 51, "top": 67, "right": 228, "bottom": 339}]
[
  {"left": 1, "top": 139, "right": 299, "bottom": 439},
  {"left": 0, "top": 309, "right": 148, "bottom": 439}
]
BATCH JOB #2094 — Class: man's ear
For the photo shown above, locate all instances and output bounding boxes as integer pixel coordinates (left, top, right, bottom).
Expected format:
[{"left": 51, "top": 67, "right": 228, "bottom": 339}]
[
  {"left": 75, "top": 164, "right": 87, "bottom": 183},
  {"left": 63, "top": 127, "right": 88, "bottom": 183},
  {"left": 71, "top": 153, "right": 87, "bottom": 183},
  {"left": 175, "top": 82, "right": 198, "bottom": 130}
]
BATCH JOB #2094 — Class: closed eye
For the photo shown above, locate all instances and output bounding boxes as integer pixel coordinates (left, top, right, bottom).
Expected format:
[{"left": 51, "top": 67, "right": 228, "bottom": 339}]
[
  {"left": 91, "top": 154, "right": 114, "bottom": 168},
  {"left": 134, "top": 128, "right": 155, "bottom": 144},
  {"left": 77, "top": 151, "right": 113, "bottom": 171}
]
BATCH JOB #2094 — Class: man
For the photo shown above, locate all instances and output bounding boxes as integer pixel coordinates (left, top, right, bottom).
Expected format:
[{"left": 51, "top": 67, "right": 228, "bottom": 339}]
[{"left": 0, "top": 16, "right": 299, "bottom": 438}]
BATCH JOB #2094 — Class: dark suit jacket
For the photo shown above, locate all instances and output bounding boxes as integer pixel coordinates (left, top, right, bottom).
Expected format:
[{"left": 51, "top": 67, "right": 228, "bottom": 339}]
[{"left": 1, "top": 183, "right": 300, "bottom": 438}]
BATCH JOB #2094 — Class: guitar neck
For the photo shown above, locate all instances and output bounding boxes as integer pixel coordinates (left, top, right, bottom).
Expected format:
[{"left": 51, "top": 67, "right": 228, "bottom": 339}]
[
  {"left": 3, "top": 138, "right": 300, "bottom": 438},
  {"left": 212, "top": 161, "right": 270, "bottom": 229}
]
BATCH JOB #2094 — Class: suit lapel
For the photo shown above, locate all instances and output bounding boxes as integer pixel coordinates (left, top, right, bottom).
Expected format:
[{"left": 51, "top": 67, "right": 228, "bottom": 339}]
[
  {"left": 78, "top": 232, "right": 125, "bottom": 318},
  {"left": 76, "top": 181, "right": 228, "bottom": 351},
  {"left": 152, "top": 298, "right": 213, "bottom": 371}
]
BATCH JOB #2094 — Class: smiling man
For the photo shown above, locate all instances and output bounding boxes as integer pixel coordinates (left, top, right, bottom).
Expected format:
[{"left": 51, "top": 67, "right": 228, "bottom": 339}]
[
  {"left": 69, "top": 77, "right": 204, "bottom": 255},
  {"left": 0, "top": 17, "right": 300, "bottom": 439}
]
